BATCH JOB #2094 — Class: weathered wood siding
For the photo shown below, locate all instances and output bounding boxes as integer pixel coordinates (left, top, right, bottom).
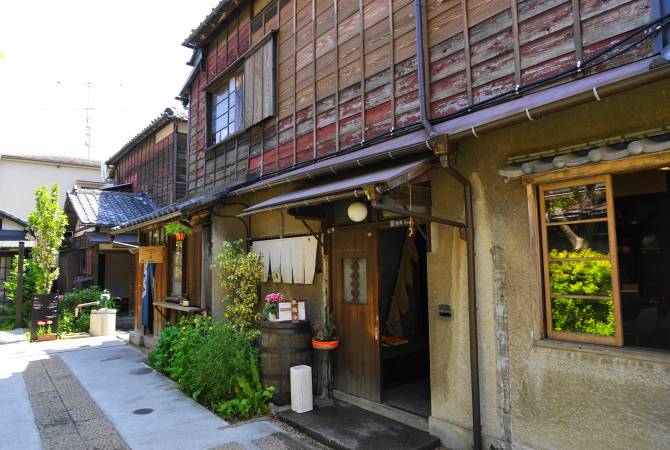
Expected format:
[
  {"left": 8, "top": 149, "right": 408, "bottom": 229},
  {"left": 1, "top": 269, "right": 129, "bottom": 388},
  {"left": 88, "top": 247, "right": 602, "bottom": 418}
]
[
  {"left": 114, "top": 123, "right": 188, "bottom": 207},
  {"left": 186, "top": 0, "right": 655, "bottom": 194}
]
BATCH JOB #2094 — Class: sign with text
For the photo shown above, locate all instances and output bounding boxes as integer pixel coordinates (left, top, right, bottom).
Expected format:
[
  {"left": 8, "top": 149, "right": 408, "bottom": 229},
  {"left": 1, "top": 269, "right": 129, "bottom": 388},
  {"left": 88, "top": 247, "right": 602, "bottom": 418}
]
[
  {"left": 139, "top": 246, "right": 166, "bottom": 264},
  {"left": 30, "top": 294, "right": 60, "bottom": 341},
  {"left": 278, "top": 302, "right": 292, "bottom": 321}
]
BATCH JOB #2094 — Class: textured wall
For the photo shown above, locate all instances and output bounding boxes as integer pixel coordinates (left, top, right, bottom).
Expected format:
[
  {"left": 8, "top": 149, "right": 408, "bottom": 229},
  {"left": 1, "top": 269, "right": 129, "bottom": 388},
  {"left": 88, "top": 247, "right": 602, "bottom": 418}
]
[{"left": 427, "top": 78, "right": 670, "bottom": 449}]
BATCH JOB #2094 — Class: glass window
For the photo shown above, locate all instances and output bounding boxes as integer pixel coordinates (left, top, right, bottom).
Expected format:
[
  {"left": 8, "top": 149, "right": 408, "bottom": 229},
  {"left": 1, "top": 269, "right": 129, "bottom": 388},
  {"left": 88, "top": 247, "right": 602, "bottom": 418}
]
[
  {"left": 539, "top": 175, "right": 622, "bottom": 345},
  {"left": 210, "top": 71, "right": 243, "bottom": 146},
  {"left": 343, "top": 257, "right": 367, "bottom": 304}
]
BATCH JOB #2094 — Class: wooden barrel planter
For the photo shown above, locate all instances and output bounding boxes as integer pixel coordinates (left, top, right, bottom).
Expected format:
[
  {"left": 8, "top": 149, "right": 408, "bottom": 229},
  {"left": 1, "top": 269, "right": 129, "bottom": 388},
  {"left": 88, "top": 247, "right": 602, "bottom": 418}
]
[{"left": 260, "top": 320, "right": 312, "bottom": 405}]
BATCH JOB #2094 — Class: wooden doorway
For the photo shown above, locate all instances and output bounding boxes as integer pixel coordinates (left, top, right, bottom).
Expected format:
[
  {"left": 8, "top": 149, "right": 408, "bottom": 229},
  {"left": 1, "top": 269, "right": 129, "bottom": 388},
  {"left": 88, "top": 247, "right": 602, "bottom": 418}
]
[{"left": 331, "top": 225, "right": 381, "bottom": 402}]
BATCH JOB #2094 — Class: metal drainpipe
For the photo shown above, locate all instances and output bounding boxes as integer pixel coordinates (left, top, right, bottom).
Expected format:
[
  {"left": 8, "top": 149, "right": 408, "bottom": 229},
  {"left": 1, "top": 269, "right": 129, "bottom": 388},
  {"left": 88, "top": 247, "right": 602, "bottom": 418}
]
[{"left": 414, "top": 1, "right": 482, "bottom": 448}]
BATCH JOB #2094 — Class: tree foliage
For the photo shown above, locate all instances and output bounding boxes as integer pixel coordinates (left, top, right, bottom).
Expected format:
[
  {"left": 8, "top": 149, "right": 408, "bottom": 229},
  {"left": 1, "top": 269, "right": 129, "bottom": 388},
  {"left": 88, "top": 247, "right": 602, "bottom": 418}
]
[
  {"left": 212, "top": 240, "right": 264, "bottom": 332},
  {"left": 28, "top": 185, "right": 68, "bottom": 294},
  {"left": 2, "top": 255, "right": 38, "bottom": 327}
]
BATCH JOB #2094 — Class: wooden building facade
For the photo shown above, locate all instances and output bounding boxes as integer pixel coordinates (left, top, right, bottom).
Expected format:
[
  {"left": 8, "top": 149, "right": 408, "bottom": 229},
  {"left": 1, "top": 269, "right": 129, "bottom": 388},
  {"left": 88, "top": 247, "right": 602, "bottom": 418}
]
[
  {"left": 106, "top": 110, "right": 188, "bottom": 208},
  {"left": 180, "top": 0, "right": 658, "bottom": 195}
]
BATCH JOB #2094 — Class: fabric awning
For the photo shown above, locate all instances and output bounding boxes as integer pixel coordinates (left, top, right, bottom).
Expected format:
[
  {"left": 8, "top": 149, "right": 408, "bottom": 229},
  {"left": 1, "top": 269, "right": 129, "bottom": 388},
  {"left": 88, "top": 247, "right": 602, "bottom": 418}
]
[{"left": 240, "top": 157, "right": 435, "bottom": 216}]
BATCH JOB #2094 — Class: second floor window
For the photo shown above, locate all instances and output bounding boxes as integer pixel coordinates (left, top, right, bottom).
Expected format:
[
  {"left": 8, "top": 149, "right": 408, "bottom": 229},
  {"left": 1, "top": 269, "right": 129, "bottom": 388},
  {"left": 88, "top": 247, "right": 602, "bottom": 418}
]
[{"left": 211, "top": 72, "right": 243, "bottom": 145}]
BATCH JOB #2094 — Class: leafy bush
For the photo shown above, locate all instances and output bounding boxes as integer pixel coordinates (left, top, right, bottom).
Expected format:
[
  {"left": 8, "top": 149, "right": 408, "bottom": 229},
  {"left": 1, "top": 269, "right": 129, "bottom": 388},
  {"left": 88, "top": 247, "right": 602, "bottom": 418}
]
[
  {"left": 212, "top": 240, "right": 265, "bottom": 332},
  {"left": 549, "top": 249, "right": 615, "bottom": 336},
  {"left": 58, "top": 286, "right": 102, "bottom": 334},
  {"left": 148, "top": 315, "right": 273, "bottom": 420}
]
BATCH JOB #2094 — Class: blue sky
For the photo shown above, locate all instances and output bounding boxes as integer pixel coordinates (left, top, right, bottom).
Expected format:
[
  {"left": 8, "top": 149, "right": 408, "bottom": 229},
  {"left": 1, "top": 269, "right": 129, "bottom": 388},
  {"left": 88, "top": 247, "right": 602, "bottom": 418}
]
[{"left": 0, "top": 0, "right": 217, "bottom": 162}]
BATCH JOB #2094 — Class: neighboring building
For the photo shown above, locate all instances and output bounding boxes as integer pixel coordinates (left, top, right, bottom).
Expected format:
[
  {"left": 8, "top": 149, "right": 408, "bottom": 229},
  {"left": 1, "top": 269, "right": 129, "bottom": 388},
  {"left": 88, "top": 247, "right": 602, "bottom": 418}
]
[
  {"left": 0, "top": 210, "right": 32, "bottom": 313},
  {"left": 106, "top": 109, "right": 188, "bottom": 208},
  {"left": 113, "top": 0, "right": 670, "bottom": 449},
  {"left": 0, "top": 153, "right": 104, "bottom": 222},
  {"left": 60, "top": 188, "right": 157, "bottom": 319}
]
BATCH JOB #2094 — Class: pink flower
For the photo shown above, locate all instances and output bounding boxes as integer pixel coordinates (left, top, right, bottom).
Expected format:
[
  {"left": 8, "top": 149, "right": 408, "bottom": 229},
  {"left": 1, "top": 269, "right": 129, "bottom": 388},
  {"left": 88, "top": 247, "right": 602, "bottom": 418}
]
[
  {"left": 46, "top": 320, "right": 53, "bottom": 325},
  {"left": 264, "top": 292, "right": 284, "bottom": 303}
]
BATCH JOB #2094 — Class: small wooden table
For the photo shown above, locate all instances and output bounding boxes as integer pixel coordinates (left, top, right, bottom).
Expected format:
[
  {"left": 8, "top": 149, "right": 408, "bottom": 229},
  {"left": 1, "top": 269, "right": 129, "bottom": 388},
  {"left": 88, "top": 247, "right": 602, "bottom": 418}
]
[{"left": 153, "top": 301, "right": 202, "bottom": 322}]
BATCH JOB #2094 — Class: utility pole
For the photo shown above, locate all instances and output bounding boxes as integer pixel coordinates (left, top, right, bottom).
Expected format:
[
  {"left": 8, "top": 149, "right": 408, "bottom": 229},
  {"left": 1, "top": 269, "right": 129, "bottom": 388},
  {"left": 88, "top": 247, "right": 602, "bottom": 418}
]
[{"left": 15, "top": 241, "right": 24, "bottom": 328}]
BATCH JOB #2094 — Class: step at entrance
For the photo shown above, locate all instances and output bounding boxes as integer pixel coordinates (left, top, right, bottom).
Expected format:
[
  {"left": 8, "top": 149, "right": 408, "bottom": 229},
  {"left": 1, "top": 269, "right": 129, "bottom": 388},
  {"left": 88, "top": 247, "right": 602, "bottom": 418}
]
[{"left": 278, "top": 401, "right": 440, "bottom": 450}]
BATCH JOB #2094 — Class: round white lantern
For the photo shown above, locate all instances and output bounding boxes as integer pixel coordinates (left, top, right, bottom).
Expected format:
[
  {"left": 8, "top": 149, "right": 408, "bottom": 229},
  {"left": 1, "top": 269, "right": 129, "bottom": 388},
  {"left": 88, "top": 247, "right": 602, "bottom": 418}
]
[{"left": 347, "top": 201, "right": 368, "bottom": 222}]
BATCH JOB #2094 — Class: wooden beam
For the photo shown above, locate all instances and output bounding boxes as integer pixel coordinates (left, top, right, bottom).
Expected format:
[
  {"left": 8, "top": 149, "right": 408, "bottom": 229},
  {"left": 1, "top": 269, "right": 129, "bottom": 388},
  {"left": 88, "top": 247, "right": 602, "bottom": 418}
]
[
  {"left": 510, "top": 0, "right": 521, "bottom": 87},
  {"left": 459, "top": 0, "right": 473, "bottom": 105},
  {"left": 387, "top": 0, "right": 396, "bottom": 130},
  {"left": 312, "top": 0, "right": 318, "bottom": 158},
  {"left": 293, "top": 0, "right": 298, "bottom": 165},
  {"left": 571, "top": 0, "right": 583, "bottom": 66},
  {"left": 359, "top": 0, "right": 366, "bottom": 142},
  {"left": 334, "top": 0, "right": 340, "bottom": 152}
]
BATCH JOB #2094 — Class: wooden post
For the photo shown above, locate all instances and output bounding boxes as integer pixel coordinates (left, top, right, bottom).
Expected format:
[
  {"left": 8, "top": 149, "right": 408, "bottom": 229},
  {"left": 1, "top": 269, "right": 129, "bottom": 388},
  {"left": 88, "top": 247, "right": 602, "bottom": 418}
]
[{"left": 15, "top": 241, "right": 24, "bottom": 328}]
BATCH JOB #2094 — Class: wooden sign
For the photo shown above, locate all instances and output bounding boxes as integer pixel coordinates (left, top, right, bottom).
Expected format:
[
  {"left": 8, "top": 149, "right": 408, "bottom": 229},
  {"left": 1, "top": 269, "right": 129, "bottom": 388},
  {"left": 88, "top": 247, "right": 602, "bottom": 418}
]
[
  {"left": 278, "top": 302, "right": 292, "bottom": 321},
  {"left": 139, "top": 246, "right": 165, "bottom": 264},
  {"left": 30, "top": 294, "right": 60, "bottom": 341}
]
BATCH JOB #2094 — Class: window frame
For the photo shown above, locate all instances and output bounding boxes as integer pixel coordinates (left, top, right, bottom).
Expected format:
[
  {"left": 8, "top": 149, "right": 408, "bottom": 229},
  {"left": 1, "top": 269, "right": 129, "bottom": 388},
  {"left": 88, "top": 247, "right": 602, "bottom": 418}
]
[
  {"left": 208, "top": 70, "right": 244, "bottom": 147},
  {"left": 538, "top": 174, "right": 623, "bottom": 346}
]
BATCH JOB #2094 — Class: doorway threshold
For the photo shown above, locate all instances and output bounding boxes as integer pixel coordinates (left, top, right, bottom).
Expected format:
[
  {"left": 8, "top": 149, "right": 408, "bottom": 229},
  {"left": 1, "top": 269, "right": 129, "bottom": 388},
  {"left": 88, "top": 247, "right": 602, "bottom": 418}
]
[
  {"left": 333, "top": 390, "right": 429, "bottom": 432},
  {"left": 278, "top": 398, "right": 439, "bottom": 450}
]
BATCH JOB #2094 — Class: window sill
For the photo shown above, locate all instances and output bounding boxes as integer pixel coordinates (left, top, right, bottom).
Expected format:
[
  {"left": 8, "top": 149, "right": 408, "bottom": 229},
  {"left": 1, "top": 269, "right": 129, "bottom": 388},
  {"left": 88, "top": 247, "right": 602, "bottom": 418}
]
[{"left": 534, "top": 338, "right": 670, "bottom": 365}]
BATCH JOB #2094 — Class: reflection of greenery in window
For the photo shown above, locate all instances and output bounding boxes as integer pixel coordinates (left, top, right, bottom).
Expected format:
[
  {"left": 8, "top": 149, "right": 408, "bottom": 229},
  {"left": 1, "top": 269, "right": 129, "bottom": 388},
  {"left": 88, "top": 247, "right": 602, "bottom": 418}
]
[
  {"left": 549, "top": 249, "right": 614, "bottom": 336},
  {"left": 549, "top": 249, "right": 611, "bottom": 296}
]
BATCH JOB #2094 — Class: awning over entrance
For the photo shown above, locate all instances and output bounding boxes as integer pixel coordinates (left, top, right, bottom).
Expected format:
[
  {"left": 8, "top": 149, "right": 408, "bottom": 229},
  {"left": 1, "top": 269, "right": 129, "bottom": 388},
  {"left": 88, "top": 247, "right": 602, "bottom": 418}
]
[{"left": 240, "top": 158, "right": 435, "bottom": 216}]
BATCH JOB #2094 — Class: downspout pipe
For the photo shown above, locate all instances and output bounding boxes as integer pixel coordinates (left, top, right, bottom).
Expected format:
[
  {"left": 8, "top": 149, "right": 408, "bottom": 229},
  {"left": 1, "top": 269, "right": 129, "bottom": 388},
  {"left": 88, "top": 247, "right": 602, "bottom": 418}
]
[
  {"left": 413, "top": 0, "right": 482, "bottom": 446},
  {"left": 415, "top": 0, "right": 439, "bottom": 139}
]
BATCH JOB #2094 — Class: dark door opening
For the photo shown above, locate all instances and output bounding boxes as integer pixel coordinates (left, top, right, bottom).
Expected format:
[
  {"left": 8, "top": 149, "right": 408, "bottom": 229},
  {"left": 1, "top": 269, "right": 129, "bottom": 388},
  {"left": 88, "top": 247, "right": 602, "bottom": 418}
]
[{"left": 378, "top": 226, "right": 431, "bottom": 417}]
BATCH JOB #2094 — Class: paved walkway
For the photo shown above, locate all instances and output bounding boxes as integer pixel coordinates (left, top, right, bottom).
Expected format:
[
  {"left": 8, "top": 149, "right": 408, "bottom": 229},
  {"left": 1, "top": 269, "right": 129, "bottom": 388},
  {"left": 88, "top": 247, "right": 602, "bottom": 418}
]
[{"left": 0, "top": 336, "right": 324, "bottom": 450}]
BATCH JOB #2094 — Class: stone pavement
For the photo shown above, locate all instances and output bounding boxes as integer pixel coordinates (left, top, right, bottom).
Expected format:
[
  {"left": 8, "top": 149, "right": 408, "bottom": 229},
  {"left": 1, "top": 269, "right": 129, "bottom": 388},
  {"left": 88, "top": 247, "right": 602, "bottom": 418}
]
[
  {"left": 0, "top": 335, "right": 327, "bottom": 450},
  {"left": 23, "top": 357, "right": 128, "bottom": 450}
]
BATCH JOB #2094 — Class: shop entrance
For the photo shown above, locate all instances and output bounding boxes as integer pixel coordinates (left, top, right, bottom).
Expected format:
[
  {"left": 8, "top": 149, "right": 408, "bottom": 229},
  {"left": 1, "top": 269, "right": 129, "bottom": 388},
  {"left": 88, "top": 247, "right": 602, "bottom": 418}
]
[{"left": 332, "top": 223, "right": 431, "bottom": 417}]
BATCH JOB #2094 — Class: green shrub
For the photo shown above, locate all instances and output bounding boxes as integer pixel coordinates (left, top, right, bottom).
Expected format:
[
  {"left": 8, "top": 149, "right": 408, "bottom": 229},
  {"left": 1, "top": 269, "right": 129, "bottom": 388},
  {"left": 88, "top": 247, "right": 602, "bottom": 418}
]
[
  {"left": 148, "top": 316, "right": 273, "bottom": 420},
  {"left": 57, "top": 286, "right": 102, "bottom": 335}
]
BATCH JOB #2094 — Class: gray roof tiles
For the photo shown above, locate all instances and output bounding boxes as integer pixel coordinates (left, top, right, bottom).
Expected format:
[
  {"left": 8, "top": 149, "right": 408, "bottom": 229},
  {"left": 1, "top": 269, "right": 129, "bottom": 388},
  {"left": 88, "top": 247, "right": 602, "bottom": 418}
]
[{"left": 67, "top": 189, "right": 158, "bottom": 227}]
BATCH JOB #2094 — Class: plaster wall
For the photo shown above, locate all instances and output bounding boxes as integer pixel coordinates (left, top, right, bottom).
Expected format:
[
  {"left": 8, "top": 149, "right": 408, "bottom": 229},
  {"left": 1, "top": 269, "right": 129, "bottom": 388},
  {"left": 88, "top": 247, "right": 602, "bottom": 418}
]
[
  {"left": 210, "top": 189, "right": 325, "bottom": 327},
  {"left": 427, "top": 78, "right": 670, "bottom": 450},
  {"left": 0, "top": 159, "right": 102, "bottom": 222}
]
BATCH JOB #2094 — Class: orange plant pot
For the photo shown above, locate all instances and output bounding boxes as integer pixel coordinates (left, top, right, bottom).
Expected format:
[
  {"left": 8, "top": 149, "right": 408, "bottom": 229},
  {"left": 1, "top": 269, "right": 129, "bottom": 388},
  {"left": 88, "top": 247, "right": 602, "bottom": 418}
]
[
  {"left": 36, "top": 333, "right": 57, "bottom": 342},
  {"left": 312, "top": 337, "right": 339, "bottom": 350},
  {"left": 175, "top": 232, "right": 185, "bottom": 241}
]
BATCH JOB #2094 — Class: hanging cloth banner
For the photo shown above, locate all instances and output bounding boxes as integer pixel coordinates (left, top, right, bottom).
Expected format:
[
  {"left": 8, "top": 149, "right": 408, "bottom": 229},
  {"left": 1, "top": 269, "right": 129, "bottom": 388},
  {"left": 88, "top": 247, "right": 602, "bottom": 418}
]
[
  {"left": 251, "top": 236, "right": 318, "bottom": 285},
  {"left": 141, "top": 263, "right": 155, "bottom": 328}
]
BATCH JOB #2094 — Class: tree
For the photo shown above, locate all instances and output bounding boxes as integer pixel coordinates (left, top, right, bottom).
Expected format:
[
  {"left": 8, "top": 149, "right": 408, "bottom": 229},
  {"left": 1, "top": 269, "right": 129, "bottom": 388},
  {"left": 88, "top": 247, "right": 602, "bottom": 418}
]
[{"left": 28, "top": 185, "right": 68, "bottom": 294}]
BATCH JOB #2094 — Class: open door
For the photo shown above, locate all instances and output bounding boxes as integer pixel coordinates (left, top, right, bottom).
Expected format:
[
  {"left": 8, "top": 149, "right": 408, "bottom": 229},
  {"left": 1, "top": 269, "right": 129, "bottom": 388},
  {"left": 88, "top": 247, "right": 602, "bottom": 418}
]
[{"left": 331, "top": 225, "right": 381, "bottom": 402}]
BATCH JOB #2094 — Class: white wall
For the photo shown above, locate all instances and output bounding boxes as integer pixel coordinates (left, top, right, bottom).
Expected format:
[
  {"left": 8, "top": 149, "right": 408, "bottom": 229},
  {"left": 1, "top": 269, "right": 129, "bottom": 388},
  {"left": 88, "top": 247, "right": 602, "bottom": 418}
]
[{"left": 0, "top": 158, "right": 103, "bottom": 222}]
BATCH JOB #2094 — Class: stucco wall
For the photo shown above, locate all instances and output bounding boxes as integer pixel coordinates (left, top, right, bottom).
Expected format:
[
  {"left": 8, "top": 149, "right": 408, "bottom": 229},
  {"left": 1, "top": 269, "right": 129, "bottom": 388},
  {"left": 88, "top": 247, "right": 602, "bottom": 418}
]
[
  {"left": 0, "top": 158, "right": 102, "bottom": 222},
  {"left": 427, "top": 78, "right": 670, "bottom": 449},
  {"left": 210, "top": 190, "right": 326, "bottom": 327}
]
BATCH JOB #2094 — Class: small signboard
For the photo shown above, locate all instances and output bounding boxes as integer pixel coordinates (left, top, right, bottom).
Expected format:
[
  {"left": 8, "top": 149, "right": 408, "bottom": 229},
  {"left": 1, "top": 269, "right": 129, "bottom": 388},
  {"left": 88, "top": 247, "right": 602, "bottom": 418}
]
[
  {"left": 30, "top": 294, "right": 60, "bottom": 341},
  {"left": 139, "top": 246, "right": 166, "bottom": 264},
  {"left": 278, "top": 302, "right": 292, "bottom": 321}
]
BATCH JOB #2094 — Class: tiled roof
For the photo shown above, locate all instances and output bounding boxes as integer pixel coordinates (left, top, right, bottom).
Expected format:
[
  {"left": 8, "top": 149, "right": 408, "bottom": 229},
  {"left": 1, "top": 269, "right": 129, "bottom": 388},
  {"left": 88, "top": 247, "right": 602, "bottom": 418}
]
[
  {"left": 499, "top": 132, "right": 670, "bottom": 179},
  {"left": 67, "top": 189, "right": 158, "bottom": 227},
  {"left": 106, "top": 109, "right": 187, "bottom": 165},
  {"left": 0, "top": 153, "right": 100, "bottom": 168}
]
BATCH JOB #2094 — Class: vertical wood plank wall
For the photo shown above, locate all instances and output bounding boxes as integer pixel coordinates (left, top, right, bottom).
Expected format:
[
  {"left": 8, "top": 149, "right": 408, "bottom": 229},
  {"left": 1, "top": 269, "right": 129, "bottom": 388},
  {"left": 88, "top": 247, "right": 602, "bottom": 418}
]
[
  {"left": 186, "top": 0, "right": 655, "bottom": 195},
  {"left": 114, "top": 123, "right": 188, "bottom": 207}
]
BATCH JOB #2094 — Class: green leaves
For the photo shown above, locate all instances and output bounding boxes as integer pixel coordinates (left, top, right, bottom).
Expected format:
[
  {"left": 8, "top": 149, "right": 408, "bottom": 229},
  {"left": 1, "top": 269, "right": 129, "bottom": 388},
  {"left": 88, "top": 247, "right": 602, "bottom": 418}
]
[
  {"left": 212, "top": 240, "right": 265, "bottom": 332},
  {"left": 28, "top": 185, "right": 68, "bottom": 294}
]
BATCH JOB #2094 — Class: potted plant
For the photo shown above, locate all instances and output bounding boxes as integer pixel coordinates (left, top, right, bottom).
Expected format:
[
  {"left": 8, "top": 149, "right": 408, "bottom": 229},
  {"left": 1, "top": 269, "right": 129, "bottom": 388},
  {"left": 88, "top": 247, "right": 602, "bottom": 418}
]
[
  {"left": 89, "top": 289, "right": 117, "bottom": 337},
  {"left": 164, "top": 221, "right": 192, "bottom": 241},
  {"left": 263, "top": 292, "right": 284, "bottom": 321},
  {"left": 36, "top": 320, "right": 57, "bottom": 341},
  {"left": 312, "top": 306, "right": 338, "bottom": 349}
]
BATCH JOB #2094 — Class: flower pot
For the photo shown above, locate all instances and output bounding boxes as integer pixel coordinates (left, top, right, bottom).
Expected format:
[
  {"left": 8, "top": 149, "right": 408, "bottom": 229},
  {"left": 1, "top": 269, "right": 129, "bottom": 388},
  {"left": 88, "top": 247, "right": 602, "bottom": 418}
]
[
  {"left": 37, "top": 333, "right": 57, "bottom": 342},
  {"left": 268, "top": 312, "right": 278, "bottom": 320},
  {"left": 312, "top": 337, "right": 339, "bottom": 350},
  {"left": 175, "top": 232, "right": 185, "bottom": 241}
]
